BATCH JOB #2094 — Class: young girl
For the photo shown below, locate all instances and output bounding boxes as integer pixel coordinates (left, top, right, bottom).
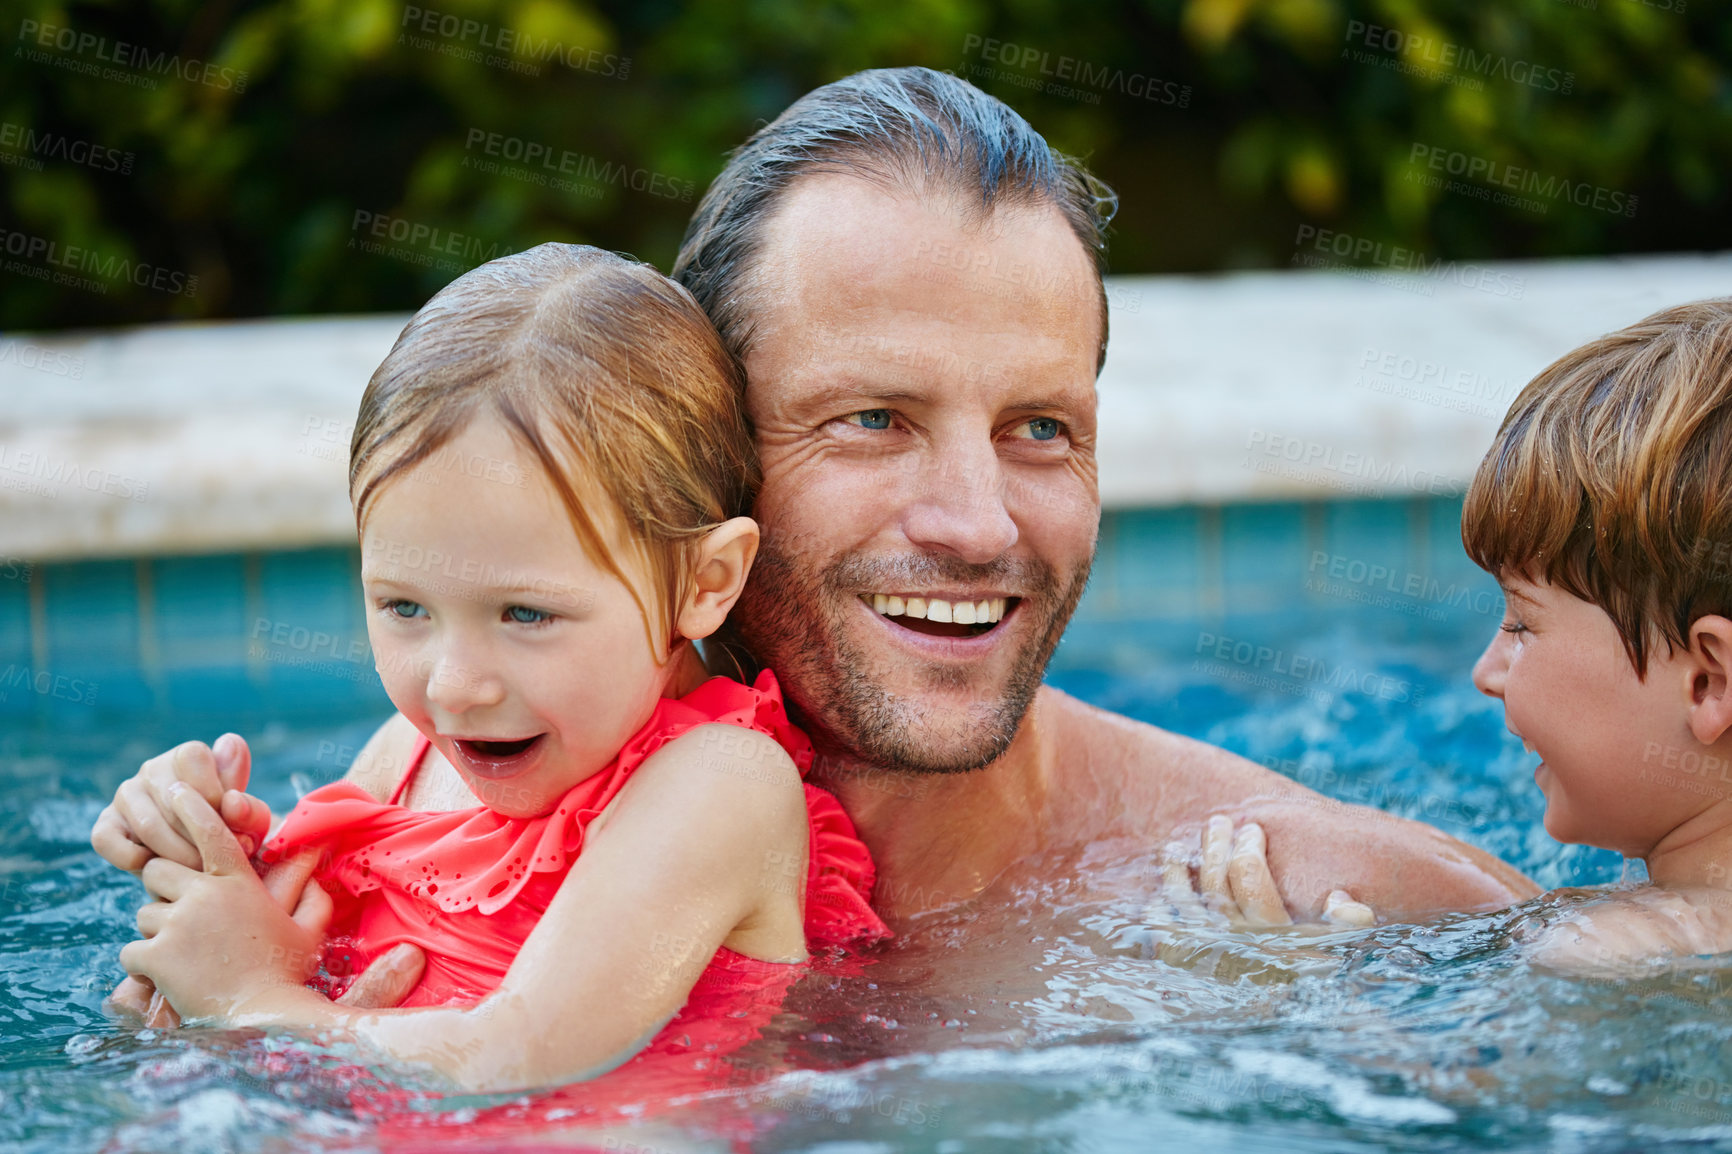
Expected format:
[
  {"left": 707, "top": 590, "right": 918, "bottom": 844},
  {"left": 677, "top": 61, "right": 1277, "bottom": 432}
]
[{"left": 112, "top": 243, "right": 888, "bottom": 1092}]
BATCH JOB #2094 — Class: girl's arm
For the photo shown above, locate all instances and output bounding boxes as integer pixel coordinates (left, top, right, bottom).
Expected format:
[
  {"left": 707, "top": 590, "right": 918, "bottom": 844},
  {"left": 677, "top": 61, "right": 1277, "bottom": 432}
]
[{"left": 122, "top": 723, "right": 811, "bottom": 1092}]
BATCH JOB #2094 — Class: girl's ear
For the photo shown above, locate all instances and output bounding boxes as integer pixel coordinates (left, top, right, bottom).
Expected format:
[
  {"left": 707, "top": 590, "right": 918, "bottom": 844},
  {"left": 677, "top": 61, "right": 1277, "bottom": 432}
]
[
  {"left": 673, "top": 517, "right": 760, "bottom": 645},
  {"left": 1685, "top": 615, "right": 1732, "bottom": 746}
]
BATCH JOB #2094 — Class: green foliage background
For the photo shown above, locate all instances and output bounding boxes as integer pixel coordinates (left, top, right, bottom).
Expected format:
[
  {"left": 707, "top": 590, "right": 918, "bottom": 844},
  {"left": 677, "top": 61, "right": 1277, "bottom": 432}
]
[{"left": 1, "top": 0, "right": 1726, "bottom": 329}]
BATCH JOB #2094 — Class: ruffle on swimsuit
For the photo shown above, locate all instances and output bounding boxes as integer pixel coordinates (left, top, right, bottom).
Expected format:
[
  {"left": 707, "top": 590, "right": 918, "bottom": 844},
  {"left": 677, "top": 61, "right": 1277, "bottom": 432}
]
[{"left": 263, "top": 669, "right": 889, "bottom": 1009}]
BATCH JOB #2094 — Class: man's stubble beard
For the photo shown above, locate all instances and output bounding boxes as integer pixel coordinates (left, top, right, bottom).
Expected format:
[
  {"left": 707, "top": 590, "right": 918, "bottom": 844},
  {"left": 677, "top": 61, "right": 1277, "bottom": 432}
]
[{"left": 728, "top": 534, "right": 1094, "bottom": 775}]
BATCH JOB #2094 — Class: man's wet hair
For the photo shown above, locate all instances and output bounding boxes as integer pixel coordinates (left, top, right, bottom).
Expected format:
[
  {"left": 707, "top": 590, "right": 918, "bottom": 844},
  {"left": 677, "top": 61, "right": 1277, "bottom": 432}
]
[{"left": 673, "top": 66, "right": 1118, "bottom": 371}]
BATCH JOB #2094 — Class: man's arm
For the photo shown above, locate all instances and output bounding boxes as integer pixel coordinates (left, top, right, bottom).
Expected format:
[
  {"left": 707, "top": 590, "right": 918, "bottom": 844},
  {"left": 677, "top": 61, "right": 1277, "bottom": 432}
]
[{"left": 1045, "top": 687, "right": 1539, "bottom": 919}]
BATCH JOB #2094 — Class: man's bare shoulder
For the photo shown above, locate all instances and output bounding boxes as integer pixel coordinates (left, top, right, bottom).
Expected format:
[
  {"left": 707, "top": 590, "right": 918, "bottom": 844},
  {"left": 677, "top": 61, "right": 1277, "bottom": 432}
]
[
  {"left": 1037, "top": 685, "right": 1305, "bottom": 817},
  {"left": 1036, "top": 685, "right": 1539, "bottom": 917}
]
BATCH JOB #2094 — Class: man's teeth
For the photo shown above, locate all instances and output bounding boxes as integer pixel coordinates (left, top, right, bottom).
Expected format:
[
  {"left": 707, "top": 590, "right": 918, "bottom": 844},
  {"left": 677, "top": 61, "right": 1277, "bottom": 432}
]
[{"left": 867, "top": 594, "right": 1006, "bottom": 623}]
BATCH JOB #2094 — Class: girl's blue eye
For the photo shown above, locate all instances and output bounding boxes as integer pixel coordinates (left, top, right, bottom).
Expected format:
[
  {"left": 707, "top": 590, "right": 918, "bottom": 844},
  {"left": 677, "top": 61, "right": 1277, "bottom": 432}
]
[
  {"left": 1023, "top": 417, "right": 1061, "bottom": 441},
  {"left": 385, "top": 600, "right": 427, "bottom": 619},
  {"left": 506, "top": 605, "right": 551, "bottom": 625},
  {"left": 847, "top": 409, "right": 892, "bottom": 430},
  {"left": 1499, "top": 621, "right": 1527, "bottom": 635}
]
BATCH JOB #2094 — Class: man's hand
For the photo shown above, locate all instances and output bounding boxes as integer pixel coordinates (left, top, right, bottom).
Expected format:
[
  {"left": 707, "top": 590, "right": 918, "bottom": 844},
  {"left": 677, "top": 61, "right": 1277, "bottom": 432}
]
[
  {"left": 107, "top": 943, "right": 428, "bottom": 1026},
  {"left": 92, "top": 734, "right": 273, "bottom": 874}
]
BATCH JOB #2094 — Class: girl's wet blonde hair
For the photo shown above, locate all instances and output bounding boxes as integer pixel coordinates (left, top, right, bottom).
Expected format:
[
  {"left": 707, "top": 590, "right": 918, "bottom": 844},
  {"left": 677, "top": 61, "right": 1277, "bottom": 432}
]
[
  {"left": 1463, "top": 298, "right": 1732, "bottom": 676},
  {"left": 350, "top": 243, "right": 757, "bottom": 655}
]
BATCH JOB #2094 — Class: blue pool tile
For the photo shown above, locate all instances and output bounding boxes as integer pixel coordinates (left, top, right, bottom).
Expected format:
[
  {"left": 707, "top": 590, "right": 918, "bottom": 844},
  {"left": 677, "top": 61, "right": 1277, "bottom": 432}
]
[
  {"left": 1220, "top": 502, "right": 1311, "bottom": 615},
  {"left": 152, "top": 554, "right": 252, "bottom": 672},
  {"left": 41, "top": 560, "right": 140, "bottom": 669},
  {"left": 1103, "top": 507, "right": 1203, "bottom": 618},
  {"left": 257, "top": 548, "right": 366, "bottom": 636},
  {"left": 1322, "top": 499, "right": 1419, "bottom": 578},
  {"left": 0, "top": 562, "right": 32, "bottom": 669}
]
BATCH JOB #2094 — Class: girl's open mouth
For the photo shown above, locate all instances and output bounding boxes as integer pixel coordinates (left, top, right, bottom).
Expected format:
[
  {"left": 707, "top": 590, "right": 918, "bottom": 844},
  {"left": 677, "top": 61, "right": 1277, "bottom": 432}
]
[{"left": 450, "top": 734, "right": 546, "bottom": 778}]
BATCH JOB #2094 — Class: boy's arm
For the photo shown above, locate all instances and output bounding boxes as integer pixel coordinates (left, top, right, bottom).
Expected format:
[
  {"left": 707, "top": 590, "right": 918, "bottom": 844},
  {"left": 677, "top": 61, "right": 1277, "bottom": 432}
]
[
  {"left": 122, "top": 724, "right": 811, "bottom": 1093},
  {"left": 1524, "top": 889, "right": 1732, "bottom": 971}
]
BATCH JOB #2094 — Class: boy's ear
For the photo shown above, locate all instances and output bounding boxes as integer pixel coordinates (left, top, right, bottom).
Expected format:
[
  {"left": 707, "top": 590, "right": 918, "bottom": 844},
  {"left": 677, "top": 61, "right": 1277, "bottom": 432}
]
[
  {"left": 673, "top": 517, "right": 759, "bottom": 646},
  {"left": 1684, "top": 615, "right": 1732, "bottom": 746}
]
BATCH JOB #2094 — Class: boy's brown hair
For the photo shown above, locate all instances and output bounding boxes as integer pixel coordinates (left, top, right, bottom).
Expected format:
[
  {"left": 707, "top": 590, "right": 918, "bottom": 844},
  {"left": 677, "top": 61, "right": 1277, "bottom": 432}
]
[
  {"left": 1463, "top": 298, "right": 1732, "bottom": 676},
  {"left": 350, "top": 243, "right": 757, "bottom": 655}
]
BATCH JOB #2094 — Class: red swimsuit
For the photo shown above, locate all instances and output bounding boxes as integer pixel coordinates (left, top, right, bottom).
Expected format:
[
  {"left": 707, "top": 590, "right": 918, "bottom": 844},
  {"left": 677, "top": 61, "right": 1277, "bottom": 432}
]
[{"left": 263, "top": 670, "right": 888, "bottom": 1072}]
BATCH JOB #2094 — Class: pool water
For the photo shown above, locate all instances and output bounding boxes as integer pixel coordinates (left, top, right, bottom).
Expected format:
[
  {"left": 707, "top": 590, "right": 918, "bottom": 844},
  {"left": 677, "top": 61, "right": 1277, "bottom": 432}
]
[{"left": 5, "top": 500, "right": 1732, "bottom": 1152}]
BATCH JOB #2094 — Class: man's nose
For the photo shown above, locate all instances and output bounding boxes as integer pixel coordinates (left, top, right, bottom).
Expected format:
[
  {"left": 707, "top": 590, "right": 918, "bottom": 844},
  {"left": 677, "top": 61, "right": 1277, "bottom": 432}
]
[
  {"left": 1471, "top": 630, "right": 1509, "bottom": 699},
  {"left": 899, "top": 438, "right": 1018, "bottom": 565}
]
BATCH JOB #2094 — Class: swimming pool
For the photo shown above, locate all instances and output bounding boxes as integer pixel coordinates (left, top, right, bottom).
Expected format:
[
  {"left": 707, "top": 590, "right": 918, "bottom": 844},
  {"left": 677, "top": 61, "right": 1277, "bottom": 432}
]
[{"left": 5, "top": 497, "right": 1728, "bottom": 1153}]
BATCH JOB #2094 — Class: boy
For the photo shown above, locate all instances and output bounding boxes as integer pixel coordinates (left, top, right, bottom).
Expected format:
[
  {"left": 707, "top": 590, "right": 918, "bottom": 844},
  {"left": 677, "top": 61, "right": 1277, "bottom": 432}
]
[{"left": 1464, "top": 298, "right": 1732, "bottom": 968}]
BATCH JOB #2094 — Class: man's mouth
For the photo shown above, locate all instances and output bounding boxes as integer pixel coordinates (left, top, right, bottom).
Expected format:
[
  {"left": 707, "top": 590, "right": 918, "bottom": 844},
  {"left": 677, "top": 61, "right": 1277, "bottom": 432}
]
[
  {"left": 858, "top": 594, "right": 1017, "bottom": 638},
  {"left": 448, "top": 734, "right": 546, "bottom": 778}
]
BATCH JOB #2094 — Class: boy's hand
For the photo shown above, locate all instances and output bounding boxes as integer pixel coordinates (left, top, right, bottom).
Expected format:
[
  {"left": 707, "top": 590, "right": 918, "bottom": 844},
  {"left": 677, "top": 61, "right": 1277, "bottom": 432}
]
[
  {"left": 1157, "top": 814, "right": 1376, "bottom": 929},
  {"left": 92, "top": 734, "right": 273, "bottom": 873}
]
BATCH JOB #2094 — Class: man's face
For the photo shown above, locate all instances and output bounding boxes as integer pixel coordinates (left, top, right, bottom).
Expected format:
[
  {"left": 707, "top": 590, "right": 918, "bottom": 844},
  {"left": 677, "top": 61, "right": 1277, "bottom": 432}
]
[{"left": 732, "top": 174, "right": 1102, "bottom": 773}]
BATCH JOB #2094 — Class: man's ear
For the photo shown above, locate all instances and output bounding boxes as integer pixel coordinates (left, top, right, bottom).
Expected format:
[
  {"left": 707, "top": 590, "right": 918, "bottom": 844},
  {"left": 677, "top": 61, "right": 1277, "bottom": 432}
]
[
  {"left": 673, "top": 517, "right": 759, "bottom": 645},
  {"left": 1684, "top": 615, "right": 1732, "bottom": 746}
]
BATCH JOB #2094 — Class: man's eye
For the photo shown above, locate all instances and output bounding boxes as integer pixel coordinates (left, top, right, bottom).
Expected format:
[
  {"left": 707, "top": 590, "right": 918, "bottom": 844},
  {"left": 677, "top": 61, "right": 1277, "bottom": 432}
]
[
  {"left": 1015, "top": 417, "right": 1063, "bottom": 441},
  {"left": 506, "top": 605, "right": 551, "bottom": 625},
  {"left": 1499, "top": 621, "right": 1528, "bottom": 635},
  {"left": 383, "top": 599, "right": 427, "bottom": 620},
  {"left": 844, "top": 409, "right": 893, "bottom": 430}
]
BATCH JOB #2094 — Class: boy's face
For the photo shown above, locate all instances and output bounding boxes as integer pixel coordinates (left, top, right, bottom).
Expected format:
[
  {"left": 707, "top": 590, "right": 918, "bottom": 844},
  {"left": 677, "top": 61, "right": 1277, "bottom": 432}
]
[{"left": 1472, "top": 576, "right": 1709, "bottom": 856}]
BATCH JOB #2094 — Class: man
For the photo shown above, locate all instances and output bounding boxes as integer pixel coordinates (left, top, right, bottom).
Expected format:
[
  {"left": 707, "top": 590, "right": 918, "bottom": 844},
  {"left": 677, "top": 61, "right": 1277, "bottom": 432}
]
[{"left": 95, "top": 68, "right": 1534, "bottom": 1019}]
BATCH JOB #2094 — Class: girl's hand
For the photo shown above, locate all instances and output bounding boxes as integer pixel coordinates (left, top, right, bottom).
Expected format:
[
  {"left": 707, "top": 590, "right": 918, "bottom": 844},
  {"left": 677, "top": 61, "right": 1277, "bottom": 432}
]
[
  {"left": 92, "top": 734, "right": 274, "bottom": 873},
  {"left": 118, "top": 783, "right": 333, "bottom": 1023}
]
